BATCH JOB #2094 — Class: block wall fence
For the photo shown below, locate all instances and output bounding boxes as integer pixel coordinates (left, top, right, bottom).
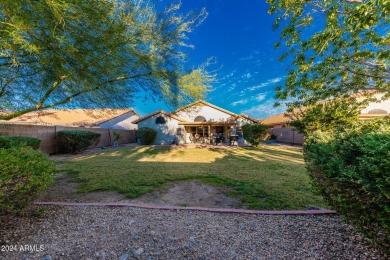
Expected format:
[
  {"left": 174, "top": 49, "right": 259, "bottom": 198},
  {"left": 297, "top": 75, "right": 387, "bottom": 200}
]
[
  {"left": 270, "top": 127, "right": 304, "bottom": 145},
  {"left": 0, "top": 123, "right": 136, "bottom": 154}
]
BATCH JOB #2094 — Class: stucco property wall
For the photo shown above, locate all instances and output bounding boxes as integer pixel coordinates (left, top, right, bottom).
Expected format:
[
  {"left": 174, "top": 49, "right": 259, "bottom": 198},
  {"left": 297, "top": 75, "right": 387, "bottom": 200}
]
[
  {"left": 99, "top": 112, "right": 139, "bottom": 130},
  {"left": 137, "top": 113, "right": 185, "bottom": 145},
  {"left": 0, "top": 123, "right": 136, "bottom": 154},
  {"left": 270, "top": 127, "right": 304, "bottom": 145}
]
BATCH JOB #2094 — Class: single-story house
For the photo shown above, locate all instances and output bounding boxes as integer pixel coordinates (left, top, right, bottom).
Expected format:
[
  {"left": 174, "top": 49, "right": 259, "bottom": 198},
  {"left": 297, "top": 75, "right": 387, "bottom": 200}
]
[
  {"left": 261, "top": 92, "right": 390, "bottom": 145},
  {"left": 3, "top": 108, "right": 139, "bottom": 130},
  {"left": 132, "top": 100, "right": 259, "bottom": 145},
  {"left": 262, "top": 92, "right": 390, "bottom": 128}
]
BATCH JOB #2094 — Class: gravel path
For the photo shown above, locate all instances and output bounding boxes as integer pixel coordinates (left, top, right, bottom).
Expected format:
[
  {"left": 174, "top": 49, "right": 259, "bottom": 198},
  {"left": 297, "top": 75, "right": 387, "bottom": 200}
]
[{"left": 1, "top": 206, "right": 386, "bottom": 259}]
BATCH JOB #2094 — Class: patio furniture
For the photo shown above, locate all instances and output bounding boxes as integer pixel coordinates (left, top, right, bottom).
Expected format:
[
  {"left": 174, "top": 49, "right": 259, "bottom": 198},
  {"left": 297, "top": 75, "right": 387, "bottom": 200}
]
[
  {"left": 229, "top": 135, "right": 238, "bottom": 146},
  {"left": 212, "top": 134, "right": 223, "bottom": 146},
  {"left": 194, "top": 133, "right": 200, "bottom": 143}
]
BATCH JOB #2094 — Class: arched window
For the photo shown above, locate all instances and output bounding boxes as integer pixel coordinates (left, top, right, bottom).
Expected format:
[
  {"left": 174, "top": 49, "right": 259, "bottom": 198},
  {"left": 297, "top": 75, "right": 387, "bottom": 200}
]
[
  {"left": 155, "top": 116, "right": 166, "bottom": 124},
  {"left": 194, "top": 116, "right": 206, "bottom": 122},
  {"left": 367, "top": 109, "right": 388, "bottom": 114}
]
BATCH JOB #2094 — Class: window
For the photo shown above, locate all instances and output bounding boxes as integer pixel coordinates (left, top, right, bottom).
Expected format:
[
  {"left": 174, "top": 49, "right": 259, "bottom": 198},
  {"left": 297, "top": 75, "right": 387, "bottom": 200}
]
[
  {"left": 194, "top": 116, "right": 206, "bottom": 122},
  {"left": 155, "top": 116, "right": 166, "bottom": 124},
  {"left": 176, "top": 128, "right": 182, "bottom": 136},
  {"left": 367, "top": 109, "right": 388, "bottom": 114}
]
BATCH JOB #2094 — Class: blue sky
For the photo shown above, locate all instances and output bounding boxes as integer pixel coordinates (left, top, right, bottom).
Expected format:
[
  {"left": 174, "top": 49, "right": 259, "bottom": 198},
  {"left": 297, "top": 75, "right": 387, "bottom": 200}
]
[{"left": 134, "top": 0, "right": 289, "bottom": 119}]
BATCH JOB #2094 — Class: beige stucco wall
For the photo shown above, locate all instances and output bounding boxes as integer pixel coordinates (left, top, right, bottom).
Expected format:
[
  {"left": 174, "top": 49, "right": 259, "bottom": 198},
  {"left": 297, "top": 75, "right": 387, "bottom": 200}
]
[
  {"left": 359, "top": 93, "right": 390, "bottom": 114},
  {"left": 137, "top": 113, "right": 185, "bottom": 145},
  {"left": 175, "top": 105, "right": 234, "bottom": 122}
]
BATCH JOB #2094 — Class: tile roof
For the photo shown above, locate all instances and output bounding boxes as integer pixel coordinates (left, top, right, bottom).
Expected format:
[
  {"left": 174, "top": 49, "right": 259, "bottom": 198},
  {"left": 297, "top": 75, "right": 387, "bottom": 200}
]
[
  {"left": 261, "top": 107, "right": 305, "bottom": 126},
  {"left": 8, "top": 108, "right": 136, "bottom": 126},
  {"left": 132, "top": 110, "right": 187, "bottom": 124},
  {"left": 0, "top": 111, "right": 12, "bottom": 117},
  {"left": 261, "top": 112, "right": 292, "bottom": 126}
]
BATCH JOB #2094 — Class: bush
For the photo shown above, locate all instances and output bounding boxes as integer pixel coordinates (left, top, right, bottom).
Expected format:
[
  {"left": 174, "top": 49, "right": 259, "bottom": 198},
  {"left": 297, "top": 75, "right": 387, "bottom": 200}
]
[
  {"left": 136, "top": 127, "right": 157, "bottom": 145},
  {"left": 57, "top": 130, "right": 100, "bottom": 154},
  {"left": 242, "top": 123, "right": 269, "bottom": 146},
  {"left": 0, "top": 146, "right": 55, "bottom": 215},
  {"left": 0, "top": 136, "right": 41, "bottom": 150},
  {"left": 304, "top": 117, "right": 390, "bottom": 253}
]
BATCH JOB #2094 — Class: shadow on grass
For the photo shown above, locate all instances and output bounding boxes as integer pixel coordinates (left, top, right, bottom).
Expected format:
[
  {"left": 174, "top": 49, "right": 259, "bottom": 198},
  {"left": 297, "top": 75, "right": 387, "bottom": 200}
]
[{"left": 60, "top": 146, "right": 326, "bottom": 210}]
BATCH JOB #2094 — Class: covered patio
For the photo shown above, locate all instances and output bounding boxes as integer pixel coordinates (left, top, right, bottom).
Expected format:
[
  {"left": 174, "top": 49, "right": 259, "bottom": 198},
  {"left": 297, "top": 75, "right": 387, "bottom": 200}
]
[{"left": 179, "top": 122, "right": 239, "bottom": 145}]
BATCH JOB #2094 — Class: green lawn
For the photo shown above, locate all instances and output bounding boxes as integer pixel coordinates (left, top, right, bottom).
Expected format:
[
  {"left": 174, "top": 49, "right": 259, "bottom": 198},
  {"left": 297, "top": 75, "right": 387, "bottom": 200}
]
[{"left": 59, "top": 145, "right": 327, "bottom": 210}]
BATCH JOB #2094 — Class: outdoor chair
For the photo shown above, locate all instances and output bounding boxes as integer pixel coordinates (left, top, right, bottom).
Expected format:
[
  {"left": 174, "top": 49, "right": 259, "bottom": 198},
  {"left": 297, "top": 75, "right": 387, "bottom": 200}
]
[
  {"left": 212, "top": 134, "right": 223, "bottom": 146},
  {"left": 229, "top": 135, "right": 238, "bottom": 146}
]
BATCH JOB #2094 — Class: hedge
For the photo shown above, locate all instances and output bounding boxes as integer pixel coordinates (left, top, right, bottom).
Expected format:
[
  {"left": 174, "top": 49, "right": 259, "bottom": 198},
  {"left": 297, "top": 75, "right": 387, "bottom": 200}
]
[
  {"left": 136, "top": 127, "right": 157, "bottom": 145},
  {"left": 56, "top": 130, "right": 101, "bottom": 154},
  {"left": 304, "top": 117, "right": 390, "bottom": 253},
  {"left": 0, "top": 146, "right": 55, "bottom": 215},
  {"left": 0, "top": 136, "right": 41, "bottom": 150},
  {"left": 241, "top": 123, "right": 269, "bottom": 146}
]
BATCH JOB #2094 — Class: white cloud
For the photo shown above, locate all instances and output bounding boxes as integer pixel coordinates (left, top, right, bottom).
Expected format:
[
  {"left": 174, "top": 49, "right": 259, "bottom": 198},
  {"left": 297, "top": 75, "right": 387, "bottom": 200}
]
[
  {"left": 242, "top": 72, "right": 252, "bottom": 79},
  {"left": 231, "top": 99, "right": 248, "bottom": 106},
  {"left": 240, "top": 54, "right": 254, "bottom": 61},
  {"left": 220, "top": 70, "right": 236, "bottom": 81},
  {"left": 254, "top": 93, "right": 266, "bottom": 102},
  {"left": 247, "top": 77, "right": 284, "bottom": 91},
  {"left": 242, "top": 99, "right": 287, "bottom": 118},
  {"left": 239, "top": 50, "right": 260, "bottom": 62}
]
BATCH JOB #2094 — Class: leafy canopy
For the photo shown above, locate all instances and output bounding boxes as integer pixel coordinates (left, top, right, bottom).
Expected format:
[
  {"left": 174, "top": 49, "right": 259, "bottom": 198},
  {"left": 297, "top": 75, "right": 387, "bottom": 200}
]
[
  {"left": 268, "top": 0, "right": 390, "bottom": 109},
  {"left": 242, "top": 123, "right": 270, "bottom": 147},
  {"left": 0, "top": 0, "right": 214, "bottom": 120},
  {"left": 288, "top": 98, "right": 361, "bottom": 134}
]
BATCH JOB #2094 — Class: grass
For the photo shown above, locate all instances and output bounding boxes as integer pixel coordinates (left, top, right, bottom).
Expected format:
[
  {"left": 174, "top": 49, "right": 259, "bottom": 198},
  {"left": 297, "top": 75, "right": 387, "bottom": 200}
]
[{"left": 59, "top": 145, "right": 327, "bottom": 210}]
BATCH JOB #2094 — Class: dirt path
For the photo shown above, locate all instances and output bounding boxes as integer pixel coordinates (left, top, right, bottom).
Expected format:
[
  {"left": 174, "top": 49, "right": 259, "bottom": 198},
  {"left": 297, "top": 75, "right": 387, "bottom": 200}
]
[{"left": 37, "top": 172, "right": 244, "bottom": 208}]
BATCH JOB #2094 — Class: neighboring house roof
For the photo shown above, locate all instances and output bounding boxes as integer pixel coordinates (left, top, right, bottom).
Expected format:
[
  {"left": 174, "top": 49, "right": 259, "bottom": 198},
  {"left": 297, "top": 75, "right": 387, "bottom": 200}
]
[
  {"left": 261, "top": 112, "right": 292, "bottom": 126},
  {"left": 172, "top": 100, "right": 238, "bottom": 117},
  {"left": 8, "top": 108, "right": 136, "bottom": 126},
  {"left": 132, "top": 110, "right": 187, "bottom": 124},
  {"left": 0, "top": 111, "right": 12, "bottom": 117}
]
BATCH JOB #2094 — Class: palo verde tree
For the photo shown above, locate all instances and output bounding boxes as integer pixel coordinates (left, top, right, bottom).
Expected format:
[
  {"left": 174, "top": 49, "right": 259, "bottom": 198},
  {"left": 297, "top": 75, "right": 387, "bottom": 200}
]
[
  {"left": 268, "top": 0, "right": 390, "bottom": 110},
  {"left": 0, "top": 0, "right": 213, "bottom": 120}
]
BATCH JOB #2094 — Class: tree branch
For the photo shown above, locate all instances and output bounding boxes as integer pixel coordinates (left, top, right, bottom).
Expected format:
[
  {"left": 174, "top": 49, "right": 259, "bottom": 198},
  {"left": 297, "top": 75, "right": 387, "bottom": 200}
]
[
  {"left": 0, "top": 77, "right": 15, "bottom": 97},
  {"left": 341, "top": 65, "right": 390, "bottom": 80},
  {"left": 0, "top": 72, "right": 152, "bottom": 120}
]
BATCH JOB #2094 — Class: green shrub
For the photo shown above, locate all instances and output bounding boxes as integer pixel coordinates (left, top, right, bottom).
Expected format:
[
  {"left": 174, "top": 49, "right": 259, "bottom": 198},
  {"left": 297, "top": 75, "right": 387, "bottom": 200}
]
[
  {"left": 56, "top": 130, "right": 100, "bottom": 154},
  {"left": 136, "top": 127, "right": 157, "bottom": 145},
  {"left": 0, "top": 136, "right": 41, "bottom": 150},
  {"left": 242, "top": 123, "right": 269, "bottom": 147},
  {"left": 304, "top": 117, "right": 390, "bottom": 253},
  {"left": 0, "top": 146, "right": 54, "bottom": 215}
]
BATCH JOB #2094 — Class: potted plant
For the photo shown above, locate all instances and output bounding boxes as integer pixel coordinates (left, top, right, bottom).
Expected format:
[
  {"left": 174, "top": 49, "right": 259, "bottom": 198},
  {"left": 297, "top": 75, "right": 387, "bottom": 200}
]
[{"left": 113, "top": 131, "right": 121, "bottom": 148}]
